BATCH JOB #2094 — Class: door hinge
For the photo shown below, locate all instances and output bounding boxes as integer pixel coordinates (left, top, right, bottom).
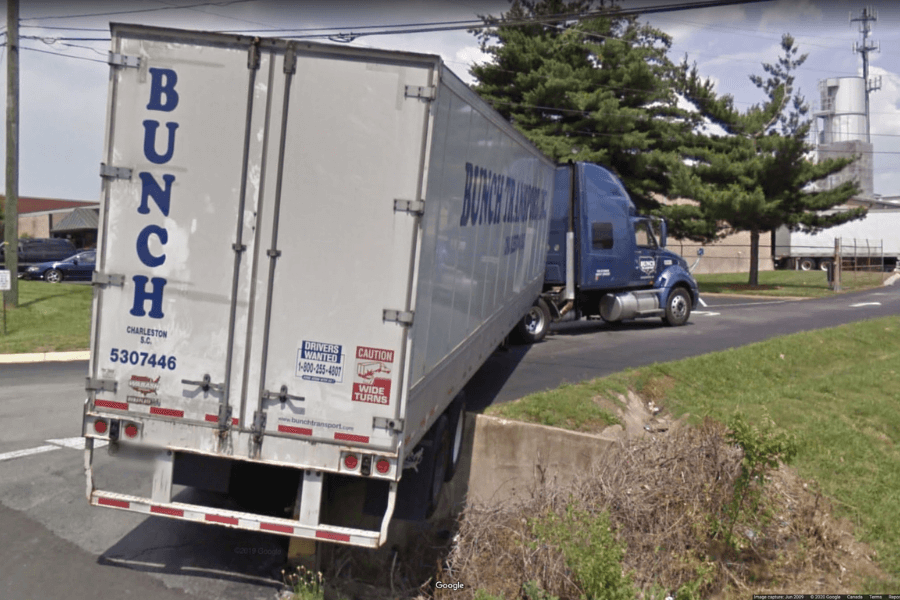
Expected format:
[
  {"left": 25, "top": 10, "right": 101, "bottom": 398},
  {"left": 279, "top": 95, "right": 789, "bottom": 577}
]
[
  {"left": 383, "top": 309, "right": 414, "bottom": 326},
  {"left": 263, "top": 385, "right": 305, "bottom": 403},
  {"left": 86, "top": 377, "right": 117, "bottom": 393},
  {"left": 248, "top": 40, "right": 261, "bottom": 70},
  {"left": 92, "top": 272, "right": 126, "bottom": 288},
  {"left": 181, "top": 374, "right": 225, "bottom": 394},
  {"left": 100, "top": 163, "right": 133, "bottom": 180},
  {"left": 108, "top": 52, "right": 141, "bottom": 69},
  {"left": 283, "top": 43, "right": 297, "bottom": 75},
  {"left": 373, "top": 417, "right": 404, "bottom": 433},
  {"left": 404, "top": 85, "right": 435, "bottom": 101},
  {"left": 393, "top": 199, "right": 425, "bottom": 216}
]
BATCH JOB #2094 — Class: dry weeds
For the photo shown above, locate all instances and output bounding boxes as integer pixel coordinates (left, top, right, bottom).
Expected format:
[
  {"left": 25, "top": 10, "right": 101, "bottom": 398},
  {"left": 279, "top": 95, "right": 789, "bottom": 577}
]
[{"left": 319, "top": 403, "right": 890, "bottom": 599}]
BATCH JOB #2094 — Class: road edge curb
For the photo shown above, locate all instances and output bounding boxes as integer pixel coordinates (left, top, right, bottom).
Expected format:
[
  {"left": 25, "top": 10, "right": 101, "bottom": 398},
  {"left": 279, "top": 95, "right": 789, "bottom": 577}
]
[{"left": 0, "top": 350, "right": 90, "bottom": 364}]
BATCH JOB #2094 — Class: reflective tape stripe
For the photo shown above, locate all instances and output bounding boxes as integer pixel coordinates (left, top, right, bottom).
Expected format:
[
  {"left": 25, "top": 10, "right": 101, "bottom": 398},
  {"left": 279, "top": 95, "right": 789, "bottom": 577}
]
[
  {"left": 316, "top": 530, "right": 350, "bottom": 542},
  {"left": 151, "top": 506, "right": 184, "bottom": 517},
  {"left": 277, "top": 425, "right": 312, "bottom": 436},
  {"left": 261, "top": 522, "right": 294, "bottom": 534},
  {"left": 205, "top": 414, "right": 239, "bottom": 425},
  {"left": 98, "top": 497, "right": 130, "bottom": 509},
  {"left": 95, "top": 400, "right": 128, "bottom": 411},
  {"left": 206, "top": 514, "right": 238, "bottom": 525},
  {"left": 335, "top": 433, "right": 369, "bottom": 444},
  {"left": 150, "top": 407, "right": 185, "bottom": 418}
]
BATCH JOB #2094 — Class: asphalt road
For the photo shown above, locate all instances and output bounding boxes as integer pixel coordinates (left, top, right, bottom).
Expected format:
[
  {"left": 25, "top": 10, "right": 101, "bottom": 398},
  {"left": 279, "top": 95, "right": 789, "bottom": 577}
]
[{"left": 1, "top": 283, "right": 898, "bottom": 599}]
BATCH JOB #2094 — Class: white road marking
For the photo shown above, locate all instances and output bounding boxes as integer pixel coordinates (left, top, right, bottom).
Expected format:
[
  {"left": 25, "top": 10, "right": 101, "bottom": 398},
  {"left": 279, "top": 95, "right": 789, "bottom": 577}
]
[
  {"left": 698, "top": 297, "right": 708, "bottom": 307},
  {"left": 850, "top": 302, "right": 882, "bottom": 307},
  {"left": 0, "top": 445, "right": 60, "bottom": 462},
  {"left": 692, "top": 311, "right": 721, "bottom": 316},
  {"left": 703, "top": 300, "right": 790, "bottom": 308},
  {"left": 47, "top": 437, "right": 108, "bottom": 450},
  {"left": 0, "top": 438, "right": 108, "bottom": 463}
]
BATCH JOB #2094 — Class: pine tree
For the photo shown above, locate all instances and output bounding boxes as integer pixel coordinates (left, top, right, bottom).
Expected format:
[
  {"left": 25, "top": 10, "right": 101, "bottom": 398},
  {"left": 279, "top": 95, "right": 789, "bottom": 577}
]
[
  {"left": 470, "top": 0, "right": 714, "bottom": 240},
  {"left": 675, "top": 35, "right": 864, "bottom": 285}
]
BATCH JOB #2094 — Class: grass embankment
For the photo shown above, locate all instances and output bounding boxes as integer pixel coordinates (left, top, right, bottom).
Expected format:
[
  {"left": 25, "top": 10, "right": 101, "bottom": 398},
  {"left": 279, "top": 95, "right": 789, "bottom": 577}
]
[
  {"left": 0, "top": 280, "right": 92, "bottom": 354},
  {"left": 695, "top": 269, "right": 889, "bottom": 297},
  {"left": 488, "top": 315, "right": 900, "bottom": 595}
]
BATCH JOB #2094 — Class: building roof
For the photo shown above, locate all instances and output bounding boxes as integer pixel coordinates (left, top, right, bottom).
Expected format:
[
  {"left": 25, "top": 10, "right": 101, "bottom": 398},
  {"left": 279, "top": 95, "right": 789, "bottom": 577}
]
[
  {"left": 52, "top": 207, "right": 100, "bottom": 232},
  {"left": 1, "top": 195, "right": 98, "bottom": 215}
]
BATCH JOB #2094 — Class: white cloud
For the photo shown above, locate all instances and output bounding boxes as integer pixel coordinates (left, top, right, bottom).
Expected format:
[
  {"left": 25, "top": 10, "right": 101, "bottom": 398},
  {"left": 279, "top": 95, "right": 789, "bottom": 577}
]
[
  {"left": 759, "top": 0, "right": 825, "bottom": 31},
  {"left": 868, "top": 66, "right": 900, "bottom": 137},
  {"left": 645, "top": 5, "right": 748, "bottom": 46}
]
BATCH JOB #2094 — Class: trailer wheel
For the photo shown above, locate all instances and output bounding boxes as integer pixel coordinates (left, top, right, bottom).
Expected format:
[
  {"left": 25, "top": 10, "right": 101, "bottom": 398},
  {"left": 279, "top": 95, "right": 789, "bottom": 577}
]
[
  {"left": 818, "top": 259, "right": 832, "bottom": 272},
  {"left": 426, "top": 415, "right": 450, "bottom": 519},
  {"left": 514, "top": 298, "right": 550, "bottom": 344},
  {"left": 663, "top": 287, "right": 691, "bottom": 327},
  {"left": 799, "top": 257, "right": 816, "bottom": 271},
  {"left": 444, "top": 395, "right": 466, "bottom": 482}
]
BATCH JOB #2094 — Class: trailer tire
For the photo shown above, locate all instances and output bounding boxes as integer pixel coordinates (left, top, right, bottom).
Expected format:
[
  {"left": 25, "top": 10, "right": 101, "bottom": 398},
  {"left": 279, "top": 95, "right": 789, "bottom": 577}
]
[
  {"left": 818, "top": 258, "right": 832, "bottom": 272},
  {"left": 799, "top": 257, "right": 816, "bottom": 271},
  {"left": 663, "top": 287, "right": 691, "bottom": 327},
  {"left": 444, "top": 396, "right": 466, "bottom": 482},
  {"left": 426, "top": 415, "right": 450, "bottom": 519},
  {"left": 514, "top": 298, "right": 550, "bottom": 344}
]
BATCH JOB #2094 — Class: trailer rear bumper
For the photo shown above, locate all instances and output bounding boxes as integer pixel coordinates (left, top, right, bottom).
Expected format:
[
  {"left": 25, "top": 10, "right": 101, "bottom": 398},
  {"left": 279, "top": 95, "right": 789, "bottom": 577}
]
[{"left": 84, "top": 440, "right": 397, "bottom": 548}]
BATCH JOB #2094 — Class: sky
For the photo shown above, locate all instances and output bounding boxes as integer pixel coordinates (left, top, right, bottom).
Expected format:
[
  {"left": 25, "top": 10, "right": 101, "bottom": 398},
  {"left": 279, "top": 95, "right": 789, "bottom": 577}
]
[{"left": 0, "top": 0, "right": 898, "bottom": 202}]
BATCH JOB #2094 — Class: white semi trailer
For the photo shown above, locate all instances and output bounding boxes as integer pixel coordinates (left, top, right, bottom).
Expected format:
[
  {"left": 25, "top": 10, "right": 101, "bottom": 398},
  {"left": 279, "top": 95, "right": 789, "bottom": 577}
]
[
  {"left": 773, "top": 210, "right": 900, "bottom": 271},
  {"left": 83, "top": 24, "right": 554, "bottom": 547}
]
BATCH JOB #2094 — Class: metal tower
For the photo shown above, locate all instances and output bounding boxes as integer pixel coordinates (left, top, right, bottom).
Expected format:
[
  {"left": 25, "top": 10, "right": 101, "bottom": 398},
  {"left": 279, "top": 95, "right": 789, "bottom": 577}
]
[{"left": 851, "top": 6, "right": 881, "bottom": 143}]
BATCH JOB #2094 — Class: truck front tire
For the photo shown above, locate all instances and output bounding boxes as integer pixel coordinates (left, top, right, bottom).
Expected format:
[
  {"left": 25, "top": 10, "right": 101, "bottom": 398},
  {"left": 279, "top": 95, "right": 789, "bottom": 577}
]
[
  {"left": 663, "top": 287, "right": 691, "bottom": 327},
  {"left": 514, "top": 298, "right": 551, "bottom": 344}
]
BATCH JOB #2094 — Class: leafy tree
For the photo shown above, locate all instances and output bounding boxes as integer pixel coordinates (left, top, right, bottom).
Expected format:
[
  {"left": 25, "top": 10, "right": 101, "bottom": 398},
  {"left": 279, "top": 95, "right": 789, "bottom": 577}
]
[
  {"left": 674, "top": 35, "right": 864, "bottom": 285},
  {"left": 470, "top": 0, "right": 718, "bottom": 240}
]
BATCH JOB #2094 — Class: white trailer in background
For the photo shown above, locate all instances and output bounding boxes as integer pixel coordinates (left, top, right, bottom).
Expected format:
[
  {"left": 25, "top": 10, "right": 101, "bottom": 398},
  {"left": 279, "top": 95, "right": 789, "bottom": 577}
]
[
  {"left": 773, "top": 210, "right": 900, "bottom": 271},
  {"left": 83, "top": 24, "right": 554, "bottom": 547}
]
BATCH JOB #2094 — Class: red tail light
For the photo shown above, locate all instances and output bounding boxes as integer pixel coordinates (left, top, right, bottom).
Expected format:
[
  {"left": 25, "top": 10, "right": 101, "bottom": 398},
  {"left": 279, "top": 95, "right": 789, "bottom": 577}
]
[
  {"left": 344, "top": 454, "right": 358, "bottom": 470},
  {"left": 94, "top": 419, "right": 108, "bottom": 434},
  {"left": 375, "top": 459, "right": 390, "bottom": 474},
  {"left": 124, "top": 423, "right": 139, "bottom": 438}
]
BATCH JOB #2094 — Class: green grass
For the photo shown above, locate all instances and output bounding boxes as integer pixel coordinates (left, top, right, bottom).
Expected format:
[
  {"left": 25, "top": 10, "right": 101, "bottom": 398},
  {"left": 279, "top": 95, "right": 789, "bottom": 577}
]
[
  {"left": 695, "top": 269, "right": 889, "bottom": 297},
  {"left": 499, "top": 315, "right": 900, "bottom": 587},
  {"left": 487, "top": 379, "right": 625, "bottom": 432},
  {"left": 0, "top": 280, "right": 92, "bottom": 354}
]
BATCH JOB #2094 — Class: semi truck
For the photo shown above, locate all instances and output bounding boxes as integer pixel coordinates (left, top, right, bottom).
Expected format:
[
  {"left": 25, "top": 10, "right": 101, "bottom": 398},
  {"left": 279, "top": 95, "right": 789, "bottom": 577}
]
[
  {"left": 773, "top": 209, "right": 900, "bottom": 272},
  {"left": 513, "top": 162, "right": 700, "bottom": 343},
  {"left": 82, "top": 24, "right": 697, "bottom": 549}
]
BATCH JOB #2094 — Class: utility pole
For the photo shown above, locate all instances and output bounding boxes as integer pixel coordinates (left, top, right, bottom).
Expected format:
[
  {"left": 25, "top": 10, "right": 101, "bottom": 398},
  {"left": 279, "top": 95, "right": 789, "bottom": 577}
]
[
  {"left": 851, "top": 6, "right": 881, "bottom": 143},
  {"left": 4, "top": 0, "right": 19, "bottom": 308}
]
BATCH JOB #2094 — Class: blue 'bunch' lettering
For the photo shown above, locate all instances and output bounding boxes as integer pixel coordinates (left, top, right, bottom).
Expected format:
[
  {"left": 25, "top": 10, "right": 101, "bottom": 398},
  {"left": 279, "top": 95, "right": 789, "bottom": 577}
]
[
  {"left": 131, "top": 67, "right": 179, "bottom": 319},
  {"left": 459, "top": 162, "right": 548, "bottom": 227}
]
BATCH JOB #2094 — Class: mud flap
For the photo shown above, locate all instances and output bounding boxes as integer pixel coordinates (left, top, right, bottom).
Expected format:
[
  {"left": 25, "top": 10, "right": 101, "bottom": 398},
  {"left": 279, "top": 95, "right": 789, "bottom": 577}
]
[{"left": 392, "top": 416, "right": 447, "bottom": 521}]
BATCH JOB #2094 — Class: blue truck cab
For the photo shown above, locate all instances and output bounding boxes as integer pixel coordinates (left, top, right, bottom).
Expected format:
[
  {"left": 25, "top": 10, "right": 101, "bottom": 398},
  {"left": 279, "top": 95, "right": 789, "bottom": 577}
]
[{"left": 518, "top": 162, "right": 699, "bottom": 340}]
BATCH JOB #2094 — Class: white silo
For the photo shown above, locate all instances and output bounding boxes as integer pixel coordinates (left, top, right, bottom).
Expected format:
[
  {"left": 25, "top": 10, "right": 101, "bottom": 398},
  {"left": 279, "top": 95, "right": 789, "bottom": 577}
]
[
  {"left": 817, "top": 77, "right": 867, "bottom": 144},
  {"left": 814, "top": 77, "right": 874, "bottom": 198}
]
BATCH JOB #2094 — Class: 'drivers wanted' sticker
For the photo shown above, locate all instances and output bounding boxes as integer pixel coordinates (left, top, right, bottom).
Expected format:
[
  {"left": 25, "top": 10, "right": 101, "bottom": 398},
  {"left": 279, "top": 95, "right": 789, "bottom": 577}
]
[{"left": 352, "top": 346, "right": 394, "bottom": 405}]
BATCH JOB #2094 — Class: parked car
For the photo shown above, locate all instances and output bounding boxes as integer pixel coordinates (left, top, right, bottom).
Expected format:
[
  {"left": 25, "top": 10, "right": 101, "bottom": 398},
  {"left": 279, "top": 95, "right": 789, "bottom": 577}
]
[
  {"left": 21, "top": 250, "right": 95, "bottom": 282},
  {"left": 1, "top": 237, "right": 77, "bottom": 271}
]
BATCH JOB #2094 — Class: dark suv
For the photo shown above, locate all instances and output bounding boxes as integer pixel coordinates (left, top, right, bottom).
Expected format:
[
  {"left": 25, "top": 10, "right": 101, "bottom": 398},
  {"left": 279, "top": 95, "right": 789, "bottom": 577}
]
[{"left": 0, "top": 238, "right": 77, "bottom": 272}]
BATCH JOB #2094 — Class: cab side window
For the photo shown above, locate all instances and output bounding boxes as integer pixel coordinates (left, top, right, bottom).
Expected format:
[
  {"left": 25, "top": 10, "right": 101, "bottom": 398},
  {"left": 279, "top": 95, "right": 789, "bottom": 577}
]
[
  {"left": 592, "top": 222, "right": 614, "bottom": 250},
  {"left": 634, "top": 222, "right": 657, "bottom": 249}
]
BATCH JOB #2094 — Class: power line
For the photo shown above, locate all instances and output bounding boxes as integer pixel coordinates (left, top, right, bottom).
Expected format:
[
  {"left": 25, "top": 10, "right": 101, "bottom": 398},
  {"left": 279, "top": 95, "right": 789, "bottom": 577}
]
[
  {"left": 19, "top": 0, "right": 258, "bottom": 22},
  {"left": 19, "top": 45, "right": 107, "bottom": 64}
]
